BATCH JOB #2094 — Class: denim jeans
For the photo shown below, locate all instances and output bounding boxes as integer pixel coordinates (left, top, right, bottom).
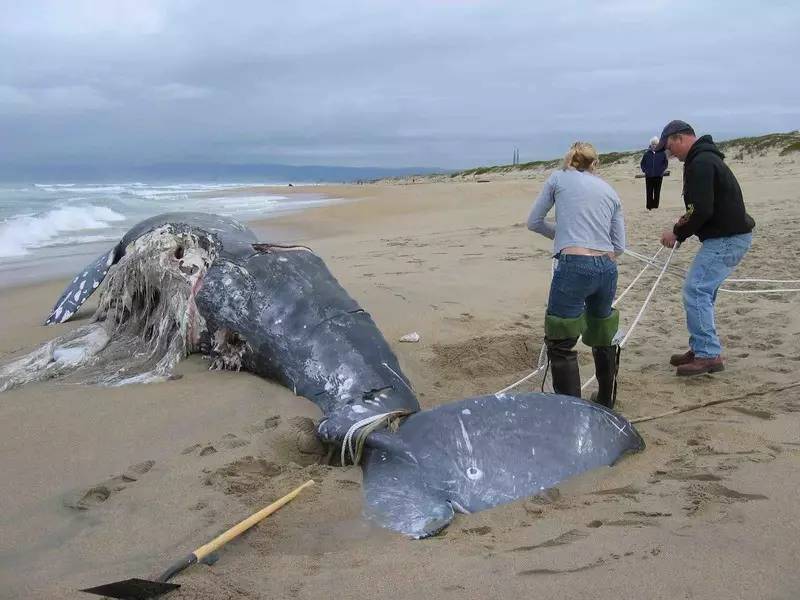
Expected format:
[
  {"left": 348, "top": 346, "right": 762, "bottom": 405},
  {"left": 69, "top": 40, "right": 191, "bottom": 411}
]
[
  {"left": 683, "top": 233, "right": 752, "bottom": 358},
  {"left": 547, "top": 254, "right": 618, "bottom": 322}
]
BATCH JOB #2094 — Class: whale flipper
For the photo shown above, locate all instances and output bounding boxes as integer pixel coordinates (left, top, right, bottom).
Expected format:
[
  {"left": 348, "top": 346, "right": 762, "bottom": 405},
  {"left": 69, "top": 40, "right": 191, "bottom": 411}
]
[{"left": 45, "top": 248, "right": 117, "bottom": 325}]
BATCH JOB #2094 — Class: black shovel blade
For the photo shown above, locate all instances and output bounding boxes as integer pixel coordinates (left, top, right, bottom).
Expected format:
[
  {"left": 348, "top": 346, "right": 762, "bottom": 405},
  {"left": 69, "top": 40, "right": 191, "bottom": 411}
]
[{"left": 81, "top": 577, "right": 180, "bottom": 599}]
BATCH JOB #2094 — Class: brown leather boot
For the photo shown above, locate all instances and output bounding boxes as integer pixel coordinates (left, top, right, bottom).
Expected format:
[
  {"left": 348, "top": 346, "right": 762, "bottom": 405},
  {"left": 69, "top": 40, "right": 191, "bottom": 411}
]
[
  {"left": 676, "top": 355, "right": 724, "bottom": 376},
  {"left": 669, "top": 349, "right": 695, "bottom": 367}
]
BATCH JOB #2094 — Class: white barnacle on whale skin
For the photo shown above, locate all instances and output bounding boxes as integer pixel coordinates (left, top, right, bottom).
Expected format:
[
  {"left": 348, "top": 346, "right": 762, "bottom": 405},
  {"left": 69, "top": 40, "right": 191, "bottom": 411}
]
[
  {"left": 209, "top": 328, "right": 249, "bottom": 371},
  {"left": 0, "top": 226, "right": 219, "bottom": 392},
  {"left": 210, "top": 262, "right": 253, "bottom": 322}
]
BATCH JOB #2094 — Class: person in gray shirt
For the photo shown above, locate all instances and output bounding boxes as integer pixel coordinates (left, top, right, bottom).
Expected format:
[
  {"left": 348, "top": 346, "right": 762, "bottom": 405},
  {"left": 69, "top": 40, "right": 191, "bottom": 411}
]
[{"left": 527, "top": 142, "right": 626, "bottom": 407}]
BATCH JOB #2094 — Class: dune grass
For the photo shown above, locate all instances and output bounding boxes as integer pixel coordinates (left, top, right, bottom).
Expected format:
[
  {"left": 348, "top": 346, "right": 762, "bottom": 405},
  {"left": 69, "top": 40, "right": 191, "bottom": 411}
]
[{"left": 390, "top": 130, "right": 800, "bottom": 182}]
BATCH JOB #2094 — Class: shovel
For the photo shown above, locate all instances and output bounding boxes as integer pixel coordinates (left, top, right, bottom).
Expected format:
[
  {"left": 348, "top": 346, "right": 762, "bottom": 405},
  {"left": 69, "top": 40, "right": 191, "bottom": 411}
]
[{"left": 81, "top": 479, "right": 315, "bottom": 600}]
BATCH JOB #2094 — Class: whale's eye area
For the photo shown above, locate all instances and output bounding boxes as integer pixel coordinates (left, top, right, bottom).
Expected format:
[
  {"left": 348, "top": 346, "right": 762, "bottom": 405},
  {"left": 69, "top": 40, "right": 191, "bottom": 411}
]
[
  {"left": 466, "top": 466, "right": 482, "bottom": 480},
  {"left": 174, "top": 246, "right": 184, "bottom": 260}
]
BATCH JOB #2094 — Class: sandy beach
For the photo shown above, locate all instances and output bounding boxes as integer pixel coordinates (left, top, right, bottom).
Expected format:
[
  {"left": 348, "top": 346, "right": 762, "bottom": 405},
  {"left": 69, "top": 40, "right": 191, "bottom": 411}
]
[{"left": 1, "top": 148, "right": 799, "bottom": 599}]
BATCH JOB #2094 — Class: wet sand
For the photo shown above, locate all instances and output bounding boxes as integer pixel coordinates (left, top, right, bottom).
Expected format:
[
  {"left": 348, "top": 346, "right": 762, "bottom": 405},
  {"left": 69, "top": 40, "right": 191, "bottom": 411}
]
[{"left": 1, "top": 149, "right": 799, "bottom": 599}]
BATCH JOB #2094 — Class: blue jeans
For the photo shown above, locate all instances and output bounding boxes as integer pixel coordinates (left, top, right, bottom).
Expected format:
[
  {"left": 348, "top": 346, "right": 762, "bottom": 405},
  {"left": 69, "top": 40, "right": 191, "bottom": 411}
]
[
  {"left": 547, "top": 254, "right": 618, "bottom": 322},
  {"left": 683, "top": 233, "right": 752, "bottom": 358}
]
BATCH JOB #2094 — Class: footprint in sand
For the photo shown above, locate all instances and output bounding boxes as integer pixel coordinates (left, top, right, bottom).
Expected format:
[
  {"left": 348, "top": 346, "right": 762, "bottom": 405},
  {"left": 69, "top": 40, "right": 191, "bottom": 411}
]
[
  {"left": 516, "top": 556, "right": 606, "bottom": 576},
  {"left": 728, "top": 405, "right": 775, "bottom": 420},
  {"left": 521, "top": 488, "right": 564, "bottom": 515},
  {"left": 204, "top": 456, "right": 283, "bottom": 496},
  {"left": 220, "top": 433, "right": 250, "bottom": 449},
  {"left": 71, "top": 486, "right": 112, "bottom": 508},
  {"left": 289, "top": 417, "right": 325, "bottom": 455},
  {"left": 682, "top": 481, "right": 768, "bottom": 515},
  {"left": 462, "top": 525, "right": 493, "bottom": 536},
  {"left": 270, "top": 417, "right": 326, "bottom": 465},
  {"left": 181, "top": 433, "right": 251, "bottom": 457},
  {"left": 508, "top": 528, "right": 587, "bottom": 552},
  {"left": 64, "top": 460, "right": 155, "bottom": 510},
  {"left": 589, "top": 484, "right": 640, "bottom": 500},
  {"left": 335, "top": 479, "right": 360, "bottom": 490},
  {"left": 263, "top": 415, "right": 281, "bottom": 430}
]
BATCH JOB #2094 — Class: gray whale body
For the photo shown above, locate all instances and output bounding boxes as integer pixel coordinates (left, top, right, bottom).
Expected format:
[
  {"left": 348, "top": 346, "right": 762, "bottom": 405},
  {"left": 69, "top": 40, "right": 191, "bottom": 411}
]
[{"left": 34, "top": 212, "right": 645, "bottom": 538}]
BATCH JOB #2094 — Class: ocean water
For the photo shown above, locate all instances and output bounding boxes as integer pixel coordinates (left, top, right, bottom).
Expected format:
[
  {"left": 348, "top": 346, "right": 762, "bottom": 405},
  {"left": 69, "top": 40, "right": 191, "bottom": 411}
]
[{"left": 0, "top": 182, "right": 340, "bottom": 287}]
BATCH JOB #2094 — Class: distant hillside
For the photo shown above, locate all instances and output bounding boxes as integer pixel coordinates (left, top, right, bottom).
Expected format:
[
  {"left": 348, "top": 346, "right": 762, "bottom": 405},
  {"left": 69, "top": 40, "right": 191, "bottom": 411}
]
[
  {"left": 398, "top": 130, "right": 800, "bottom": 183},
  {"left": 718, "top": 131, "right": 800, "bottom": 159},
  {"left": 0, "top": 162, "right": 443, "bottom": 184}
]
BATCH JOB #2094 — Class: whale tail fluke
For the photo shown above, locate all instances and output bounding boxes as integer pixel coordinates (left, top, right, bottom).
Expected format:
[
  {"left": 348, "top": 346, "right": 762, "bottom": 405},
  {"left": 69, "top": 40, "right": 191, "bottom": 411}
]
[{"left": 361, "top": 392, "right": 644, "bottom": 538}]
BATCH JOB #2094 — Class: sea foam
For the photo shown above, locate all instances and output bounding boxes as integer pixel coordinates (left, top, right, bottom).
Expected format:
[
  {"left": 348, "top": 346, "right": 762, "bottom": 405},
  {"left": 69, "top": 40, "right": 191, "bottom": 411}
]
[{"left": 0, "top": 205, "right": 126, "bottom": 258}]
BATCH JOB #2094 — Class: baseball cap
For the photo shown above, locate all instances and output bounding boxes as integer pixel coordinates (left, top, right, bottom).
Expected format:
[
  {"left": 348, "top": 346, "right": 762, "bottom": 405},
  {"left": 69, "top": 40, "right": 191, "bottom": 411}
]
[{"left": 654, "top": 120, "right": 694, "bottom": 151}]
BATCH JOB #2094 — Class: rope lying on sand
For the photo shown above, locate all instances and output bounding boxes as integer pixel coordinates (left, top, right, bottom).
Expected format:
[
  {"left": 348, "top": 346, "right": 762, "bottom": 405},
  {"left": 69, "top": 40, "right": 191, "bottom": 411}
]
[
  {"left": 333, "top": 242, "right": 797, "bottom": 462},
  {"left": 495, "top": 245, "right": 669, "bottom": 396},
  {"left": 580, "top": 245, "right": 676, "bottom": 392},
  {"left": 496, "top": 243, "right": 800, "bottom": 398},
  {"left": 630, "top": 381, "right": 800, "bottom": 424},
  {"left": 623, "top": 249, "right": 800, "bottom": 294}
]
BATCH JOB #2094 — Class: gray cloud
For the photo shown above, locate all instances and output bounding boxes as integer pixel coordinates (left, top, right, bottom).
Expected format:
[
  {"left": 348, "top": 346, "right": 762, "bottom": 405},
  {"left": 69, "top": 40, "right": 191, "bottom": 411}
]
[{"left": 0, "top": 0, "right": 798, "bottom": 170}]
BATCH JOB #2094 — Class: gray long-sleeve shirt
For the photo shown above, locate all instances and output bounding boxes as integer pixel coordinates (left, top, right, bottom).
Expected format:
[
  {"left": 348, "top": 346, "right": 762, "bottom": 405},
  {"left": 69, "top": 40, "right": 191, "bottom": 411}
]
[{"left": 527, "top": 169, "right": 626, "bottom": 255}]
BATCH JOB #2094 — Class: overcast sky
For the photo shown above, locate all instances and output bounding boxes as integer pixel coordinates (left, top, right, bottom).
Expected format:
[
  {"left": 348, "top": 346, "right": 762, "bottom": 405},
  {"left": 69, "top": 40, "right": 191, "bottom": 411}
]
[{"left": 1, "top": 0, "right": 798, "bottom": 170}]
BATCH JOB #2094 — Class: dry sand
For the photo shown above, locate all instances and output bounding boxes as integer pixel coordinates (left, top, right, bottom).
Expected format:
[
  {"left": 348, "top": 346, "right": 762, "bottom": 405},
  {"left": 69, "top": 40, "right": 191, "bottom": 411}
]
[{"left": 1, "top": 149, "right": 799, "bottom": 599}]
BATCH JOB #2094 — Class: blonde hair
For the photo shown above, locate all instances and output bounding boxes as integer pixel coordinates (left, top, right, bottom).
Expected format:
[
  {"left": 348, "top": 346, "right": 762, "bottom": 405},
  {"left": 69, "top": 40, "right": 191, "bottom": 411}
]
[{"left": 562, "top": 141, "right": 598, "bottom": 172}]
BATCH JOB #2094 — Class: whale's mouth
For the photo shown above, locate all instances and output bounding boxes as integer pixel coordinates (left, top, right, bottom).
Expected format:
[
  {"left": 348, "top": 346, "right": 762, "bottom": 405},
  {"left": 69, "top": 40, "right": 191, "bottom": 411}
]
[
  {"left": 0, "top": 226, "right": 219, "bottom": 391},
  {"left": 90, "top": 225, "right": 218, "bottom": 385}
]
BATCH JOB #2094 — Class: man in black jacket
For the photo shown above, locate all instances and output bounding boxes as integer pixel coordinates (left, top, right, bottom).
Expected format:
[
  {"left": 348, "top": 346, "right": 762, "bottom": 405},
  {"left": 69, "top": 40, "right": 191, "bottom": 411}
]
[{"left": 656, "top": 120, "right": 755, "bottom": 376}]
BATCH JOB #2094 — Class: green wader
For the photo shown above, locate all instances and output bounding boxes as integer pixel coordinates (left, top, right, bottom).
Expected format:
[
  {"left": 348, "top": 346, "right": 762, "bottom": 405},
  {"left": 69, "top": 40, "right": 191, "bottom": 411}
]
[{"left": 545, "top": 310, "right": 620, "bottom": 408}]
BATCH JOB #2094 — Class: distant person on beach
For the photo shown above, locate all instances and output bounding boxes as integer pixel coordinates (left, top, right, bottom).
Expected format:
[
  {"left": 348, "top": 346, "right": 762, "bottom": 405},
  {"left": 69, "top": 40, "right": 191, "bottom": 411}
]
[
  {"left": 527, "top": 142, "right": 626, "bottom": 408},
  {"left": 640, "top": 135, "right": 668, "bottom": 209},
  {"left": 655, "top": 120, "right": 755, "bottom": 376}
]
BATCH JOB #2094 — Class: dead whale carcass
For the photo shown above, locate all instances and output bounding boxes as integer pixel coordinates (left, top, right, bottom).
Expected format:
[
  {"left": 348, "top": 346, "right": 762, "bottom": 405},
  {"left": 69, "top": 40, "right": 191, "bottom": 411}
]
[{"left": 1, "top": 212, "right": 644, "bottom": 538}]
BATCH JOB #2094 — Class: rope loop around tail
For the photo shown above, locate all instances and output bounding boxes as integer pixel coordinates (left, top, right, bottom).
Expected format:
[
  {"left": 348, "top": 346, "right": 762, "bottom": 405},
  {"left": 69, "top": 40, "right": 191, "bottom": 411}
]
[{"left": 340, "top": 409, "right": 413, "bottom": 467}]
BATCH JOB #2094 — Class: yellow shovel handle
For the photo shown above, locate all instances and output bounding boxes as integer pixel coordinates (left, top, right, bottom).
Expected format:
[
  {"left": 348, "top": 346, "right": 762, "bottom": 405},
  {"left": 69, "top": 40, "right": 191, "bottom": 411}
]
[{"left": 193, "top": 479, "right": 314, "bottom": 560}]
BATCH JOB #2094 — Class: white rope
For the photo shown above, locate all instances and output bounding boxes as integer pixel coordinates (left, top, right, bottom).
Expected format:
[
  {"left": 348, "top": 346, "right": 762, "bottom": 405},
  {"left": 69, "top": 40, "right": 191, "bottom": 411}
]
[
  {"left": 618, "top": 245, "right": 676, "bottom": 348},
  {"left": 623, "top": 249, "right": 800, "bottom": 293},
  {"left": 341, "top": 413, "right": 387, "bottom": 466},
  {"left": 726, "top": 278, "right": 800, "bottom": 284},
  {"left": 495, "top": 246, "right": 664, "bottom": 396},
  {"left": 340, "top": 410, "right": 408, "bottom": 466},
  {"left": 613, "top": 246, "right": 664, "bottom": 307},
  {"left": 497, "top": 241, "right": 798, "bottom": 399},
  {"left": 720, "top": 287, "right": 800, "bottom": 294},
  {"left": 581, "top": 245, "right": 677, "bottom": 391},
  {"left": 494, "top": 356, "right": 546, "bottom": 396}
]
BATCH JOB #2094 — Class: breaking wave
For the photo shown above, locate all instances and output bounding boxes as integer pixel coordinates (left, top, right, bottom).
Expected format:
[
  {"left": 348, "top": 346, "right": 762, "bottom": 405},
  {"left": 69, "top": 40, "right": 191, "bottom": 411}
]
[{"left": 0, "top": 205, "right": 126, "bottom": 258}]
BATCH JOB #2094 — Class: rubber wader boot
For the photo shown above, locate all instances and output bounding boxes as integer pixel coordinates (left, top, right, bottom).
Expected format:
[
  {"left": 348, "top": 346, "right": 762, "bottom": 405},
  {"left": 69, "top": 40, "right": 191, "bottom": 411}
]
[
  {"left": 545, "top": 337, "right": 581, "bottom": 398},
  {"left": 591, "top": 345, "right": 619, "bottom": 409}
]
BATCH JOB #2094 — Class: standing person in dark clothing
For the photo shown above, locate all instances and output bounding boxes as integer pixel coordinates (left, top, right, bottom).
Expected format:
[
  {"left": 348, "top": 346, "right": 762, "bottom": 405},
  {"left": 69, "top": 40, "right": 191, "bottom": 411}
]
[
  {"left": 655, "top": 120, "right": 755, "bottom": 377},
  {"left": 640, "top": 136, "right": 668, "bottom": 209}
]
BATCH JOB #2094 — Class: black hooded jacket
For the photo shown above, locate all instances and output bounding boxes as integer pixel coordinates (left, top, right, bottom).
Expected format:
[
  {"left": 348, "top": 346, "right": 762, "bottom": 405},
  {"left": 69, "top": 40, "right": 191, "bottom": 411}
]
[{"left": 673, "top": 135, "right": 755, "bottom": 242}]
